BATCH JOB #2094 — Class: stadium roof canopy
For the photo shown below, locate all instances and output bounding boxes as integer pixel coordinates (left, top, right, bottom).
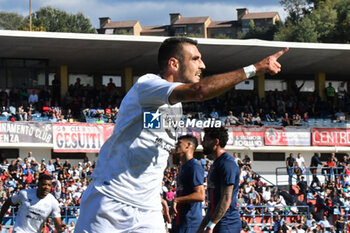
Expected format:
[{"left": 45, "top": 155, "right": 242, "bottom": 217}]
[{"left": 0, "top": 30, "right": 350, "bottom": 78}]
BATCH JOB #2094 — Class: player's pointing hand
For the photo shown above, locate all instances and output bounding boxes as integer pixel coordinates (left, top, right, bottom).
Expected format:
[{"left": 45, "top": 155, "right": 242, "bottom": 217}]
[{"left": 254, "top": 47, "right": 289, "bottom": 75}]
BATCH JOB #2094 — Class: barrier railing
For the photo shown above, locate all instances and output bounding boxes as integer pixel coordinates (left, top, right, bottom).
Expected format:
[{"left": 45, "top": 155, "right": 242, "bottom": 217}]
[
  {"left": 275, "top": 166, "right": 345, "bottom": 187},
  {"left": 238, "top": 205, "right": 309, "bottom": 223}
]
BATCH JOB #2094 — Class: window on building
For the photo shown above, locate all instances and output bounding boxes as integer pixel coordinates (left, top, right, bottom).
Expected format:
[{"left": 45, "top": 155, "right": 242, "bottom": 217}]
[
  {"left": 296, "top": 80, "right": 315, "bottom": 92},
  {"left": 175, "top": 27, "right": 185, "bottom": 34},
  {"left": 38, "top": 73, "right": 55, "bottom": 86},
  {"left": 102, "top": 75, "right": 122, "bottom": 87},
  {"left": 320, "top": 153, "right": 348, "bottom": 162},
  {"left": 69, "top": 74, "right": 94, "bottom": 87},
  {"left": 0, "top": 149, "right": 19, "bottom": 159},
  {"left": 235, "top": 80, "right": 254, "bottom": 90},
  {"left": 253, "top": 152, "right": 285, "bottom": 161},
  {"left": 325, "top": 81, "right": 348, "bottom": 92},
  {"left": 265, "top": 79, "right": 287, "bottom": 91},
  {"left": 0, "top": 58, "right": 48, "bottom": 88},
  {"left": 105, "top": 29, "right": 114, "bottom": 34},
  {"left": 51, "top": 150, "right": 86, "bottom": 160}
]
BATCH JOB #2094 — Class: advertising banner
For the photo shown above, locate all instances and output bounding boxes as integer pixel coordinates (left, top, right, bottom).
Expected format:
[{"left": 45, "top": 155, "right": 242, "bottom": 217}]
[
  {"left": 312, "top": 128, "right": 350, "bottom": 146},
  {"left": 53, "top": 123, "right": 114, "bottom": 153},
  {"left": 0, "top": 122, "right": 52, "bottom": 144},
  {"left": 265, "top": 127, "right": 311, "bottom": 146},
  {"left": 230, "top": 126, "right": 264, "bottom": 147}
]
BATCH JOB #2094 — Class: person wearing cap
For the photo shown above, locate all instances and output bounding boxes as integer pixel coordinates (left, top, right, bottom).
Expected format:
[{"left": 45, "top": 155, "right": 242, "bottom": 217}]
[{"left": 40, "top": 158, "right": 47, "bottom": 167}]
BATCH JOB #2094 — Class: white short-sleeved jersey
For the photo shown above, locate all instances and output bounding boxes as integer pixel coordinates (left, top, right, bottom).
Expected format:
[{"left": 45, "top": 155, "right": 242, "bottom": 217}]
[
  {"left": 11, "top": 189, "right": 61, "bottom": 233},
  {"left": 92, "top": 74, "right": 183, "bottom": 210},
  {"left": 296, "top": 156, "right": 305, "bottom": 169}
]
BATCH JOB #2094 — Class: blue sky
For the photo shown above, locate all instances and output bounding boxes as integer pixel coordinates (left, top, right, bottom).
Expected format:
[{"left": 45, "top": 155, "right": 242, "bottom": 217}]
[{"left": 0, "top": 0, "right": 287, "bottom": 28}]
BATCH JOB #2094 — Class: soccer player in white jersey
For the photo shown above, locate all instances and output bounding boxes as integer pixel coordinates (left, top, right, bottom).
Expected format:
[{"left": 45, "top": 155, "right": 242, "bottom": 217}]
[
  {"left": 74, "top": 37, "right": 288, "bottom": 232},
  {"left": 0, "top": 174, "right": 66, "bottom": 233}
]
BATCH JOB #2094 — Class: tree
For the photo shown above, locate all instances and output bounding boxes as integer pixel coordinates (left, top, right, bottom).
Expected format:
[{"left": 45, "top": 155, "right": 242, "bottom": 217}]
[
  {"left": 31, "top": 6, "right": 96, "bottom": 33},
  {"left": 332, "top": 0, "right": 350, "bottom": 42},
  {"left": 239, "top": 20, "right": 280, "bottom": 40},
  {"left": 0, "top": 12, "right": 26, "bottom": 30},
  {"left": 275, "top": 0, "right": 350, "bottom": 43},
  {"left": 280, "top": 0, "right": 312, "bottom": 24}
]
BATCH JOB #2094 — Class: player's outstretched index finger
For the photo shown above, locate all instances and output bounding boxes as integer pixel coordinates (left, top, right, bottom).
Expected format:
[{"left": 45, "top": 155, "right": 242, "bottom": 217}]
[{"left": 272, "top": 47, "right": 289, "bottom": 59}]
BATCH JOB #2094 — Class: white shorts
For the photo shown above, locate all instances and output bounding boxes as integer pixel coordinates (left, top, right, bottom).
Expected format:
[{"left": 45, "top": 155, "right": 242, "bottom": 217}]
[{"left": 74, "top": 183, "right": 166, "bottom": 233}]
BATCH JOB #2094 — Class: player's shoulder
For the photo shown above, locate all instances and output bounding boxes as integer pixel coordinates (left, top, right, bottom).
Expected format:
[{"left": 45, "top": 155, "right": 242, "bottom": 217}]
[
  {"left": 45, "top": 193, "right": 60, "bottom": 205},
  {"left": 20, "top": 188, "right": 32, "bottom": 196},
  {"left": 220, "top": 153, "right": 238, "bottom": 168},
  {"left": 191, "top": 159, "right": 204, "bottom": 169},
  {"left": 222, "top": 153, "right": 236, "bottom": 162},
  {"left": 186, "top": 158, "right": 203, "bottom": 171},
  {"left": 137, "top": 73, "right": 161, "bottom": 83}
]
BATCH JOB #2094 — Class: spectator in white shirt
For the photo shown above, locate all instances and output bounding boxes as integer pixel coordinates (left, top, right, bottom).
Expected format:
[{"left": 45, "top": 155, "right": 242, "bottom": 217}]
[{"left": 46, "top": 160, "right": 55, "bottom": 175}]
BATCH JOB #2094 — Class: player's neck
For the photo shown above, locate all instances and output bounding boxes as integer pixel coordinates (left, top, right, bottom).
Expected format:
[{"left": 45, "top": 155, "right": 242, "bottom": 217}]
[
  {"left": 182, "top": 154, "right": 193, "bottom": 164},
  {"left": 213, "top": 148, "right": 226, "bottom": 161},
  {"left": 161, "top": 72, "right": 175, "bottom": 82}
]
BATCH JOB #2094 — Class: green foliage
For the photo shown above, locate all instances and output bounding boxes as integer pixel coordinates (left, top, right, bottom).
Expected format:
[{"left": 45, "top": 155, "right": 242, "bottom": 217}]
[
  {"left": 31, "top": 6, "right": 96, "bottom": 33},
  {"left": 215, "top": 34, "right": 231, "bottom": 39},
  {"left": 114, "top": 29, "right": 133, "bottom": 35},
  {"left": 240, "top": 22, "right": 279, "bottom": 41},
  {"left": 280, "top": 0, "right": 312, "bottom": 24},
  {"left": 0, "top": 11, "right": 26, "bottom": 30},
  {"left": 186, "top": 33, "right": 203, "bottom": 38},
  {"left": 276, "top": 0, "right": 350, "bottom": 43}
]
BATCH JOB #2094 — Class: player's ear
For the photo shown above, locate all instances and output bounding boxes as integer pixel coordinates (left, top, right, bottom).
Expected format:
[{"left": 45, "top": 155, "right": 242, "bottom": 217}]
[
  {"left": 168, "top": 57, "right": 179, "bottom": 71},
  {"left": 185, "top": 141, "right": 191, "bottom": 149}
]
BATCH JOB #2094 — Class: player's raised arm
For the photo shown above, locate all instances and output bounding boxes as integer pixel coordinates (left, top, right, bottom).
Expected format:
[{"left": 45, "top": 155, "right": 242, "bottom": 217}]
[{"left": 169, "top": 47, "right": 289, "bottom": 104}]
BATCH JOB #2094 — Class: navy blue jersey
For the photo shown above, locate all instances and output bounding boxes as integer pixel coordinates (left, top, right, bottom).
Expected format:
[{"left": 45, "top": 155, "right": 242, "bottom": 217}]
[
  {"left": 207, "top": 153, "right": 241, "bottom": 229},
  {"left": 173, "top": 158, "right": 204, "bottom": 232}
]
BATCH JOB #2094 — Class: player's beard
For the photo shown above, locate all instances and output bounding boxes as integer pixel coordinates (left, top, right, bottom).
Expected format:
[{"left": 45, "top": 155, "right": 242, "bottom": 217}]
[
  {"left": 203, "top": 142, "right": 215, "bottom": 159},
  {"left": 172, "top": 153, "right": 180, "bottom": 165}
]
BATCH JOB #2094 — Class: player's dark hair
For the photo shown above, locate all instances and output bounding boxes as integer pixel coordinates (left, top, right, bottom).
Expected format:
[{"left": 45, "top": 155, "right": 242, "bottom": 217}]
[
  {"left": 204, "top": 126, "right": 228, "bottom": 148},
  {"left": 178, "top": 134, "right": 198, "bottom": 150},
  {"left": 158, "top": 37, "right": 198, "bottom": 76},
  {"left": 38, "top": 174, "right": 52, "bottom": 183}
]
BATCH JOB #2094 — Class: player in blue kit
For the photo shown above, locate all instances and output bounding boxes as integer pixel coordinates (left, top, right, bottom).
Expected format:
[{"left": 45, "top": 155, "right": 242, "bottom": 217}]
[
  {"left": 171, "top": 135, "right": 205, "bottom": 233},
  {"left": 198, "top": 126, "right": 241, "bottom": 233}
]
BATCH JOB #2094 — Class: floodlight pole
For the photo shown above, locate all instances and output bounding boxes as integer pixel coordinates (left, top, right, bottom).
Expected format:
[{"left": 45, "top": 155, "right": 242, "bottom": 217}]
[{"left": 29, "top": 0, "right": 32, "bottom": 31}]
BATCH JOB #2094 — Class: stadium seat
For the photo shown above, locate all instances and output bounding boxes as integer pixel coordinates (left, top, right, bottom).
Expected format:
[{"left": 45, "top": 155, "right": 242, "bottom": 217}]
[
  {"left": 0, "top": 115, "right": 8, "bottom": 121},
  {"left": 67, "top": 217, "right": 77, "bottom": 225}
]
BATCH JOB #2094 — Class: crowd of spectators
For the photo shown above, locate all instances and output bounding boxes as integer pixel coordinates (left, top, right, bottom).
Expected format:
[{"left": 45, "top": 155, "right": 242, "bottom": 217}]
[
  {"left": 162, "top": 151, "right": 350, "bottom": 233},
  {"left": 183, "top": 82, "right": 349, "bottom": 127},
  {"left": 0, "top": 152, "right": 96, "bottom": 233},
  {"left": 0, "top": 78, "right": 122, "bottom": 123},
  {"left": 0, "top": 80, "right": 348, "bottom": 125},
  {"left": 1, "top": 150, "right": 350, "bottom": 232}
]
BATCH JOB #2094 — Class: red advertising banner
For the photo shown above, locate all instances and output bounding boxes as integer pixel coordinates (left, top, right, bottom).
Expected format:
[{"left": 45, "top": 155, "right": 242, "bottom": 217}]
[
  {"left": 265, "top": 127, "right": 311, "bottom": 146},
  {"left": 312, "top": 128, "right": 350, "bottom": 146},
  {"left": 53, "top": 123, "right": 114, "bottom": 153},
  {"left": 230, "top": 126, "right": 264, "bottom": 147}
]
